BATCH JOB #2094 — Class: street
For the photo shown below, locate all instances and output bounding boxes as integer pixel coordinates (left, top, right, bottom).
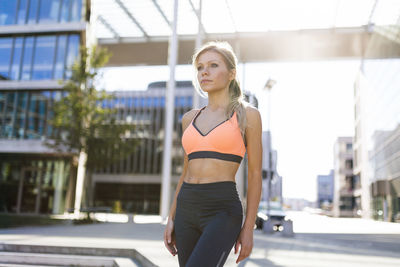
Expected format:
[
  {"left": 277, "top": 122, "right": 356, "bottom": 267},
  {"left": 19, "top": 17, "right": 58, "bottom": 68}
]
[
  {"left": 0, "top": 211, "right": 399, "bottom": 266},
  {"left": 224, "top": 211, "right": 400, "bottom": 267}
]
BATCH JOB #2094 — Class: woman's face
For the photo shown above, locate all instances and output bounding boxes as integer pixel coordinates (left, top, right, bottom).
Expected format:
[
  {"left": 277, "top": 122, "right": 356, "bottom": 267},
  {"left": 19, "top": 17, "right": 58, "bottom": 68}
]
[{"left": 196, "top": 50, "right": 235, "bottom": 93}]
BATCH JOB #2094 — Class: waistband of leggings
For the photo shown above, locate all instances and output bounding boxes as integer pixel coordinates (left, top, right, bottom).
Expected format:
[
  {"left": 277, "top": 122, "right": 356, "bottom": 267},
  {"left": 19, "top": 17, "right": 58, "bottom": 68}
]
[
  {"left": 179, "top": 181, "right": 240, "bottom": 202},
  {"left": 182, "top": 180, "right": 236, "bottom": 189}
]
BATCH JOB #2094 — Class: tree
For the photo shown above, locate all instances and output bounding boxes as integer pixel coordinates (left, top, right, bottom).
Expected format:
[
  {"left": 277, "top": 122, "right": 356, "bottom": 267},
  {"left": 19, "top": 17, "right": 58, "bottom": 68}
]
[{"left": 47, "top": 45, "right": 138, "bottom": 215}]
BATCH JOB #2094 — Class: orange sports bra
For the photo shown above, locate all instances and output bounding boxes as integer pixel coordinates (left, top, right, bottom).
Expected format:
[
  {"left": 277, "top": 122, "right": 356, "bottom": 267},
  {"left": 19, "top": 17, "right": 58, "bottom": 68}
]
[{"left": 181, "top": 106, "right": 246, "bottom": 163}]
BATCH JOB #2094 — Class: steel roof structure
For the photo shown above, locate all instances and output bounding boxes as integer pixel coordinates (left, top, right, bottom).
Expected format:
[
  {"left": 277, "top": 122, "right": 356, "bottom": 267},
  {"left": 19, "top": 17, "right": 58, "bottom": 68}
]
[{"left": 92, "top": 0, "right": 400, "bottom": 66}]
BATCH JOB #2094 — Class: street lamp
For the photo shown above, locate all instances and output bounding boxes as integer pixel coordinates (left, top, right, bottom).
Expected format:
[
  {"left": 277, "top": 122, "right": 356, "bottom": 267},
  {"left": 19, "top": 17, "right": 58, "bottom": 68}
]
[
  {"left": 264, "top": 79, "right": 276, "bottom": 132},
  {"left": 263, "top": 78, "right": 276, "bottom": 219}
]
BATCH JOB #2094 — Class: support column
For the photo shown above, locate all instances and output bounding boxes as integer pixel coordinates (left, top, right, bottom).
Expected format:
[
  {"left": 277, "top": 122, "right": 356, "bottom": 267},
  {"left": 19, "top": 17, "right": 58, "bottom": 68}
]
[
  {"left": 160, "top": 0, "right": 179, "bottom": 221},
  {"left": 16, "top": 168, "right": 24, "bottom": 214},
  {"left": 74, "top": 150, "right": 87, "bottom": 217},
  {"left": 34, "top": 161, "right": 43, "bottom": 214},
  {"left": 53, "top": 160, "right": 65, "bottom": 214},
  {"left": 193, "top": 0, "right": 203, "bottom": 109}
]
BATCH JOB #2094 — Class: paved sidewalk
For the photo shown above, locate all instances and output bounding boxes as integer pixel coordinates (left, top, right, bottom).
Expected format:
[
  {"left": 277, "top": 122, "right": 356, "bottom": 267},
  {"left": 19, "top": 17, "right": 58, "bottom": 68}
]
[{"left": 0, "top": 212, "right": 399, "bottom": 267}]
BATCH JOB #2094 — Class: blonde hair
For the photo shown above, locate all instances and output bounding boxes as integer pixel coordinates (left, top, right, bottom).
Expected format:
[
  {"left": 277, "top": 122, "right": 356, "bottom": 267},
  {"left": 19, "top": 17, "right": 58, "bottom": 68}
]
[{"left": 192, "top": 41, "right": 248, "bottom": 138}]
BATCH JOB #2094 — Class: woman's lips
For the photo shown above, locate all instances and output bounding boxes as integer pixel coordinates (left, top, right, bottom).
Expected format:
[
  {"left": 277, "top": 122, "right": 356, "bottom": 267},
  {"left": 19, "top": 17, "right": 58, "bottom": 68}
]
[{"left": 201, "top": 80, "right": 212, "bottom": 83}]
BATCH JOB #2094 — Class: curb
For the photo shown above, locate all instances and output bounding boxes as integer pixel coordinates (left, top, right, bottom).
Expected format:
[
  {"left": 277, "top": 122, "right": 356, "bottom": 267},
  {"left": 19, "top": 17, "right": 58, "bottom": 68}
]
[{"left": 0, "top": 243, "right": 158, "bottom": 267}]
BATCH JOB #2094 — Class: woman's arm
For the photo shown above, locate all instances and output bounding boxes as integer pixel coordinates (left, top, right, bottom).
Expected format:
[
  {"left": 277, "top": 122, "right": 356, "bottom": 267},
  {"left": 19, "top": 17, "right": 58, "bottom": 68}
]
[
  {"left": 242, "top": 106, "right": 263, "bottom": 229},
  {"left": 235, "top": 105, "right": 262, "bottom": 263}
]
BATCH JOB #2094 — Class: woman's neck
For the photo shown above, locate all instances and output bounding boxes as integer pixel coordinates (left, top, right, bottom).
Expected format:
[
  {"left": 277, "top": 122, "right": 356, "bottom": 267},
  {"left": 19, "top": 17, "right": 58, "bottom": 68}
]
[{"left": 206, "top": 89, "right": 230, "bottom": 112}]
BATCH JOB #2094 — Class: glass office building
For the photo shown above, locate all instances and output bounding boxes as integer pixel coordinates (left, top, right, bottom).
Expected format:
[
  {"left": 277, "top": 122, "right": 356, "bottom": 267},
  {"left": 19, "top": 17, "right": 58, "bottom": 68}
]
[
  {"left": 354, "top": 20, "right": 400, "bottom": 222},
  {"left": 0, "top": 0, "right": 85, "bottom": 214}
]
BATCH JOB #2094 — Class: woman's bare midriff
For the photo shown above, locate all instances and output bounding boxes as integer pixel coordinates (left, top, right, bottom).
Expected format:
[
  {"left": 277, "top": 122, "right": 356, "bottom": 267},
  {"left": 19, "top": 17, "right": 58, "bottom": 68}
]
[{"left": 184, "top": 158, "right": 240, "bottom": 184}]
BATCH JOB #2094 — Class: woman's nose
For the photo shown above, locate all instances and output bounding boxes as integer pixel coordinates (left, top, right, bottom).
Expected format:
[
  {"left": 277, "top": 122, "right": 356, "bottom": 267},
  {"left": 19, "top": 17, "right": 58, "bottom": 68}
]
[{"left": 201, "top": 68, "right": 209, "bottom": 76}]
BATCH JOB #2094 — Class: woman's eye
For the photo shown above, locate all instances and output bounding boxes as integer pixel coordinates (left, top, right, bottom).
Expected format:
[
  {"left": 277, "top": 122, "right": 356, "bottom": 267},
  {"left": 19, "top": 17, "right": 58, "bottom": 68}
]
[
  {"left": 197, "top": 66, "right": 202, "bottom": 71},
  {"left": 211, "top": 63, "right": 218, "bottom": 67}
]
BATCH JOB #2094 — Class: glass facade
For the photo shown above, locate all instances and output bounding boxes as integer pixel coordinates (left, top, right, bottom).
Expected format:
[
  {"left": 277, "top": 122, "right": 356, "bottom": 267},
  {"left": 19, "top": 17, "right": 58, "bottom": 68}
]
[
  {"left": 0, "top": 34, "right": 80, "bottom": 80},
  {"left": 95, "top": 90, "right": 194, "bottom": 176},
  {"left": 362, "top": 58, "right": 400, "bottom": 181},
  {"left": 0, "top": 0, "right": 82, "bottom": 25},
  {"left": 0, "top": 90, "right": 65, "bottom": 139},
  {"left": 0, "top": 155, "right": 72, "bottom": 214},
  {"left": 360, "top": 58, "right": 400, "bottom": 222},
  {"left": 354, "top": 20, "right": 400, "bottom": 222}
]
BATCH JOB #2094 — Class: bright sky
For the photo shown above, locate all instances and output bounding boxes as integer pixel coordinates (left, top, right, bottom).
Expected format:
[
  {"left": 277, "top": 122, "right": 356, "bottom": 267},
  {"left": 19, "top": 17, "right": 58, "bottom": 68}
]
[
  {"left": 100, "top": 59, "right": 359, "bottom": 202},
  {"left": 94, "top": 0, "right": 399, "bottom": 38}
]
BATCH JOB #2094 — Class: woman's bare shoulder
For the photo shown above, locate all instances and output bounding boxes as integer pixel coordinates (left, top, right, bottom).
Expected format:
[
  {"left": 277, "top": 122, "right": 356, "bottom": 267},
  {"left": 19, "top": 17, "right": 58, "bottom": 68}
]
[
  {"left": 244, "top": 104, "right": 261, "bottom": 121},
  {"left": 182, "top": 108, "right": 201, "bottom": 127}
]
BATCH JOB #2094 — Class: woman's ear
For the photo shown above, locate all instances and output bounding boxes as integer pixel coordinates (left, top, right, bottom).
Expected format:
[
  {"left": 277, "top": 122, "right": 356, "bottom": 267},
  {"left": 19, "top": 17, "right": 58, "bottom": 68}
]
[{"left": 230, "top": 69, "right": 236, "bottom": 81}]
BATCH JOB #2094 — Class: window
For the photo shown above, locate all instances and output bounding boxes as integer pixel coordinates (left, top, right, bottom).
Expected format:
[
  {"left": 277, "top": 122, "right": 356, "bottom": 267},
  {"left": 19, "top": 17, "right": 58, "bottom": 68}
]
[
  {"left": 0, "top": 90, "right": 62, "bottom": 139},
  {"left": 0, "top": 0, "right": 17, "bottom": 25},
  {"left": 1, "top": 34, "right": 79, "bottom": 81},
  {"left": 21, "top": 37, "right": 34, "bottom": 80},
  {"left": 60, "top": 0, "right": 71, "bottom": 22},
  {"left": 65, "top": 35, "right": 79, "bottom": 79},
  {"left": 38, "top": 0, "right": 61, "bottom": 24},
  {"left": 15, "top": 92, "right": 28, "bottom": 139},
  {"left": 54, "top": 35, "right": 67, "bottom": 79},
  {"left": 70, "top": 0, "right": 82, "bottom": 22},
  {"left": 32, "top": 36, "right": 56, "bottom": 79},
  {"left": 345, "top": 159, "right": 353, "bottom": 170},
  {"left": 346, "top": 143, "right": 353, "bottom": 151},
  {"left": 17, "top": 0, "right": 29, "bottom": 24},
  {"left": 28, "top": 0, "right": 40, "bottom": 24},
  {"left": 0, "top": 38, "right": 12, "bottom": 79},
  {"left": 10, "top": 37, "right": 23, "bottom": 80},
  {"left": 1, "top": 0, "right": 82, "bottom": 25}
]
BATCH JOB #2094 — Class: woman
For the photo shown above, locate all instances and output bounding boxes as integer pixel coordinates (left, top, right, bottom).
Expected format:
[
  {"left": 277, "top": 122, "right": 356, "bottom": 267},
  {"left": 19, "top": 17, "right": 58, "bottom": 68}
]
[{"left": 163, "top": 41, "right": 262, "bottom": 266}]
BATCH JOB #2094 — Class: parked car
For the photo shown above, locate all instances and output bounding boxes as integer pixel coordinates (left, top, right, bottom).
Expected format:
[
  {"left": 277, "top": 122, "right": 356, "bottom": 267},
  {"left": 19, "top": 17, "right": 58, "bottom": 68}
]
[{"left": 255, "top": 201, "right": 287, "bottom": 230}]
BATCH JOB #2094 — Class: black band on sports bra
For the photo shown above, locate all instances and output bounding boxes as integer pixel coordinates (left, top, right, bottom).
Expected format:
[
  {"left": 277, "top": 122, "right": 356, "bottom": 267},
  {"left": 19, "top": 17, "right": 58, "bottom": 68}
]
[{"left": 188, "top": 151, "right": 243, "bottom": 163}]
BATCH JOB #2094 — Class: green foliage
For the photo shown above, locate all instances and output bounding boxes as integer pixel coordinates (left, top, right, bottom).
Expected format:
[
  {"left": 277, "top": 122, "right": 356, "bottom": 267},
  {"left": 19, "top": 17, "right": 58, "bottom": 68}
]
[{"left": 47, "top": 45, "right": 138, "bottom": 171}]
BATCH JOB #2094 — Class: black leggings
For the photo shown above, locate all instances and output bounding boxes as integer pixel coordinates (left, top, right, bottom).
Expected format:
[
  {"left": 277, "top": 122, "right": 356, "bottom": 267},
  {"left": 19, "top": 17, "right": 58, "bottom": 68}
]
[{"left": 174, "top": 181, "right": 243, "bottom": 267}]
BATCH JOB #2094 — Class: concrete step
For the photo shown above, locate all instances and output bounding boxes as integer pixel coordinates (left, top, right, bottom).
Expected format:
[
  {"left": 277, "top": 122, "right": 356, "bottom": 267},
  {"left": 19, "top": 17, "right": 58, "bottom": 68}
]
[
  {"left": 0, "top": 251, "right": 138, "bottom": 267},
  {"left": 0, "top": 264, "right": 60, "bottom": 267},
  {"left": 0, "top": 243, "right": 155, "bottom": 267}
]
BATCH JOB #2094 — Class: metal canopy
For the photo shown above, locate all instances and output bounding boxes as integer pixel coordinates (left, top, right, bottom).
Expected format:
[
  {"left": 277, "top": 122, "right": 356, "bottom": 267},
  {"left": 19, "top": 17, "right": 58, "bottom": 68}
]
[{"left": 92, "top": 0, "right": 400, "bottom": 65}]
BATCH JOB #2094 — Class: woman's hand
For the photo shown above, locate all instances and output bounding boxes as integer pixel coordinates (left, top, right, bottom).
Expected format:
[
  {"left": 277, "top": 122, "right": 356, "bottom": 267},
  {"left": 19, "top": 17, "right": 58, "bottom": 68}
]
[
  {"left": 163, "top": 218, "right": 178, "bottom": 256},
  {"left": 234, "top": 227, "right": 254, "bottom": 263}
]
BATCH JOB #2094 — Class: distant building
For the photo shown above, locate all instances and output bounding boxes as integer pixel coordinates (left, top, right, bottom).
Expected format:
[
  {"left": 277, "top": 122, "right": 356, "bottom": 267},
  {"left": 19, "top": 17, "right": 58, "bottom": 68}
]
[
  {"left": 317, "top": 170, "right": 334, "bottom": 211},
  {"left": 261, "top": 131, "right": 282, "bottom": 204},
  {"left": 333, "top": 137, "right": 360, "bottom": 217}
]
